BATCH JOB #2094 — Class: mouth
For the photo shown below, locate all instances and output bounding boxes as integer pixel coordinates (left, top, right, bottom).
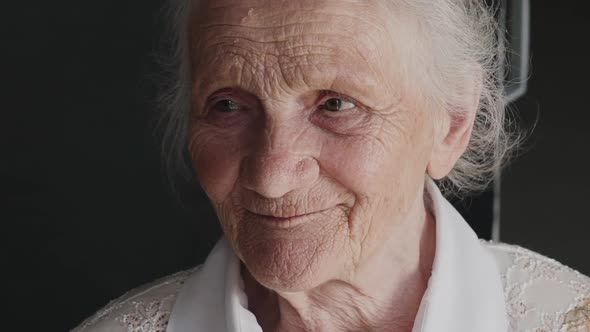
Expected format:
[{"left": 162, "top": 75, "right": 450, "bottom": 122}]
[{"left": 246, "top": 209, "right": 329, "bottom": 228}]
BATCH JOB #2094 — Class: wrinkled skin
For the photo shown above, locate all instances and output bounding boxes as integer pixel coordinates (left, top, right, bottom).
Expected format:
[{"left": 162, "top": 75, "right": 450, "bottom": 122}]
[{"left": 187, "top": 0, "right": 476, "bottom": 330}]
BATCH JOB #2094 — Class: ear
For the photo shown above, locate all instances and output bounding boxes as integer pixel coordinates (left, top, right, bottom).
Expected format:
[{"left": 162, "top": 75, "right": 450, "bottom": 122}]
[{"left": 427, "top": 71, "right": 482, "bottom": 180}]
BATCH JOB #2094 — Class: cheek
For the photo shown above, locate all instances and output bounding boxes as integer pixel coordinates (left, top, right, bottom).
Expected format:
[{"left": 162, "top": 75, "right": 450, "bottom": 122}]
[
  {"left": 188, "top": 124, "right": 244, "bottom": 203},
  {"left": 321, "top": 137, "right": 390, "bottom": 191},
  {"left": 320, "top": 134, "right": 417, "bottom": 195},
  {"left": 319, "top": 114, "right": 433, "bottom": 207}
]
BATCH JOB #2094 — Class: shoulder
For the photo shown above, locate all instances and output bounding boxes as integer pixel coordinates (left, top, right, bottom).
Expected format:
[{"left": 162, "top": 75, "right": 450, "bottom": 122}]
[
  {"left": 482, "top": 241, "right": 590, "bottom": 332},
  {"left": 72, "top": 267, "right": 200, "bottom": 332}
]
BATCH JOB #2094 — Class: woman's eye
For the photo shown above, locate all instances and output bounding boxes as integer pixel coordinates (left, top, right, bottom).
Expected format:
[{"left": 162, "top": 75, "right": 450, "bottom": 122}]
[
  {"left": 212, "top": 99, "right": 241, "bottom": 113},
  {"left": 322, "top": 98, "right": 356, "bottom": 112}
]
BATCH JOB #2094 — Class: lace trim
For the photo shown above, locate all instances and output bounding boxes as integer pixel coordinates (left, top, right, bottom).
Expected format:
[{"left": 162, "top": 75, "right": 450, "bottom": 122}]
[
  {"left": 73, "top": 269, "right": 196, "bottom": 331},
  {"left": 116, "top": 297, "right": 173, "bottom": 332},
  {"left": 561, "top": 298, "right": 590, "bottom": 332},
  {"left": 484, "top": 242, "right": 590, "bottom": 332}
]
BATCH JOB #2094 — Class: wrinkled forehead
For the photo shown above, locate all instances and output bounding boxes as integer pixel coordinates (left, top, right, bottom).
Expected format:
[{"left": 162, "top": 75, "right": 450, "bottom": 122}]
[
  {"left": 192, "top": 0, "right": 393, "bottom": 33},
  {"left": 189, "top": 0, "right": 422, "bottom": 106}
]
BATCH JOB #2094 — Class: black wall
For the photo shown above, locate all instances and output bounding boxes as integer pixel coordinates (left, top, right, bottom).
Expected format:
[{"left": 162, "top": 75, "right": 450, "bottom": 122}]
[
  {"left": 4, "top": 2, "right": 589, "bottom": 331},
  {"left": 500, "top": 2, "right": 590, "bottom": 278},
  {"left": 5, "top": 1, "right": 220, "bottom": 330}
]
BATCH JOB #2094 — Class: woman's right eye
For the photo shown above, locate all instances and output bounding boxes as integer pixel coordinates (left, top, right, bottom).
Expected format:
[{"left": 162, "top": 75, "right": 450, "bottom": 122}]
[{"left": 212, "top": 99, "right": 241, "bottom": 113}]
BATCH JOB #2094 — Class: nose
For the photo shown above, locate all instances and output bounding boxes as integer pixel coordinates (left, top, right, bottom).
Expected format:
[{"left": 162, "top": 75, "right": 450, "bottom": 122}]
[{"left": 239, "top": 128, "right": 319, "bottom": 199}]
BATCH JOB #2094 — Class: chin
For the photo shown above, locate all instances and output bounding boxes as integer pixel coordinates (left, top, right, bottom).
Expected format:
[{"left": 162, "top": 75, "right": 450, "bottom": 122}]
[{"left": 236, "top": 230, "right": 346, "bottom": 292}]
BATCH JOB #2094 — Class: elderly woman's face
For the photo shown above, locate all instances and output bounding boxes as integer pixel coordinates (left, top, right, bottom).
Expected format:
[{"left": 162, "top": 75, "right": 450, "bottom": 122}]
[{"left": 188, "top": 0, "right": 445, "bottom": 291}]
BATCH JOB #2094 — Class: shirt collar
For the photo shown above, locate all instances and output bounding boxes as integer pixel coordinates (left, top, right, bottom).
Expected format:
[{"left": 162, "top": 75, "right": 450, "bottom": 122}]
[
  {"left": 410, "top": 179, "right": 508, "bottom": 332},
  {"left": 167, "top": 180, "right": 508, "bottom": 332},
  {"left": 165, "top": 238, "right": 262, "bottom": 332}
]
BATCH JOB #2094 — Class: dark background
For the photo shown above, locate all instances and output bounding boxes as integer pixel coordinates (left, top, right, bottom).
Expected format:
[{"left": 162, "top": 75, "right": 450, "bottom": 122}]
[{"left": 4, "top": 2, "right": 589, "bottom": 331}]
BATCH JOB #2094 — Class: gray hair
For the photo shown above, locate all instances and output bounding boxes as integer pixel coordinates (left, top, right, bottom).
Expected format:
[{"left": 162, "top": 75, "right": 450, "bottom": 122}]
[{"left": 157, "top": 0, "right": 521, "bottom": 198}]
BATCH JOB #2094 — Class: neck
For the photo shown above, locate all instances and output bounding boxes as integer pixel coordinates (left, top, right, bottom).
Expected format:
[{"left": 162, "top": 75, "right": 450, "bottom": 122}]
[{"left": 243, "top": 196, "right": 437, "bottom": 332}]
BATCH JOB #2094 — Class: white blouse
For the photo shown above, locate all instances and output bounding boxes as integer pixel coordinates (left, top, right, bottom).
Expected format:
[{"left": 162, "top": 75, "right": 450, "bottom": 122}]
[{"left": 73, "top": 180, "right": 590, "bottom": 332}]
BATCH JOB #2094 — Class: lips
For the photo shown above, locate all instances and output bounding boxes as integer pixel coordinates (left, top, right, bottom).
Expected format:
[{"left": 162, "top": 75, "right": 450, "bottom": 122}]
[
  {"left": 245, "top": 209, "right": 328, "bottom": 228},
  {"left": 255, "top": 210, "right": 320, "bottom": 219}
]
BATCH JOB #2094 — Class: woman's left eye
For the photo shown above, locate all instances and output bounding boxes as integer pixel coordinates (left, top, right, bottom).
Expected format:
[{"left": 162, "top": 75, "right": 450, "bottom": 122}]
[
  {"left": 321, "top": 97, "right": 356, "bottom": 112},
  {"left": 211, "top": 99, "right": 241, "bottom": 113}
]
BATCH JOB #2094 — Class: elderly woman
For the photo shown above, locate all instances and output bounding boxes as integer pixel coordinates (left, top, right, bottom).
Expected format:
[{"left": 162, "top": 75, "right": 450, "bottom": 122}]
[{"left": 74, "top": 0, "right": 590, "bottom": 331}]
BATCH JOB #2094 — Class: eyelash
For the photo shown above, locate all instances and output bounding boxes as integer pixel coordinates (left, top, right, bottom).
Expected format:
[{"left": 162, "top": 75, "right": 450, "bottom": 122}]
[
  {"left": 201, "top": 93, "right": 369, "bottom": 137},
  {"left": 206, "top": 91, "right": 359, "bottom": 113},
  {"left": 318, "top": 90, "right": 358, "bottom": 109}
]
